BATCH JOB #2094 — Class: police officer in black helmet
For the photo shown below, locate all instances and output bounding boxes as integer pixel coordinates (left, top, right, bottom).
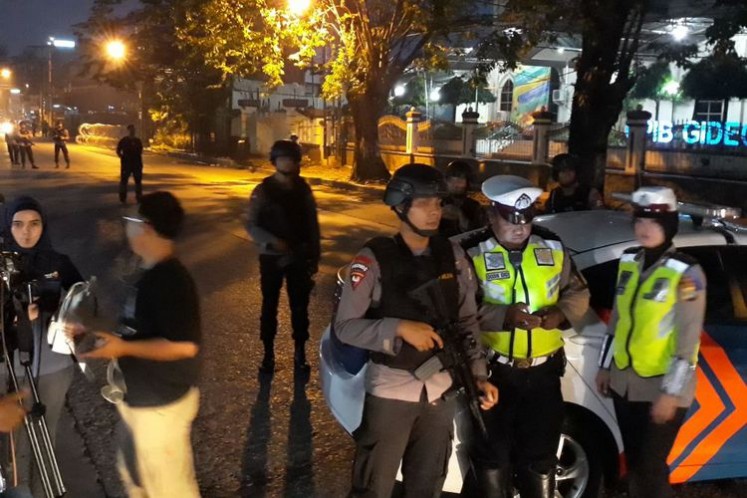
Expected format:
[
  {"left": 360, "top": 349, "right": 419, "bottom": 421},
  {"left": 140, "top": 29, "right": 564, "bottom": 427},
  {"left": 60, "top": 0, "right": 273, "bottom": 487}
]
[
  {"left": 545, "top": 153, "right": 603, "bottom": 214},
  {"left": 246, "top": 140, "right": 321, "bottom": 374},
  {"left": 335, "top": 163, "right": 498, "bottom": 498},
  {"left": 439, "top": 160, "right": 486, "bottom": 237}
]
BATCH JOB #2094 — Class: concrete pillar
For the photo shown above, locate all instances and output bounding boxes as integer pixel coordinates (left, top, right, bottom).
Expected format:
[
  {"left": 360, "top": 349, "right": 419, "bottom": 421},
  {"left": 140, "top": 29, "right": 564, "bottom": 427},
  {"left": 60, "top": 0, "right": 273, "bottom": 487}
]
[
  {"left": 406, "top": 107, "right": 422, "bottom": 163},
  {"left": 625, "top": 107, "right": 652, "bottom": 179},
  {"left": 531, "top": 109, "right": 555, "bottom": 165},
  {"left": 461, "top": 108, "right": 480, "bottom": 157}
]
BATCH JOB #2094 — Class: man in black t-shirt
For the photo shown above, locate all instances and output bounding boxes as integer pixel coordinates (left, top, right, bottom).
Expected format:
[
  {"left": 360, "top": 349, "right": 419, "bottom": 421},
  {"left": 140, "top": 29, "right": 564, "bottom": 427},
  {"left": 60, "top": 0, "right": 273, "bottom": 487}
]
[
  {"left": 116, "top": 124, "right": 144, "bottom": 204},
  {"left": 80, "top": 191, "right": 201, "bottom": 498}
]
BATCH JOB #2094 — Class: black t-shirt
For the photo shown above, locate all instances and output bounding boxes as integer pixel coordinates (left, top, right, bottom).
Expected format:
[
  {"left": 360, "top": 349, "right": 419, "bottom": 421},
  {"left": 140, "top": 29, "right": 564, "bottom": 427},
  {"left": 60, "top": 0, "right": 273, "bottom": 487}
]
[
  {"left": 116, "top": 136, "right": 143, "bottom": 164},
  {"left": 118, "top": 258, "right": 201, "bottom": 407}
]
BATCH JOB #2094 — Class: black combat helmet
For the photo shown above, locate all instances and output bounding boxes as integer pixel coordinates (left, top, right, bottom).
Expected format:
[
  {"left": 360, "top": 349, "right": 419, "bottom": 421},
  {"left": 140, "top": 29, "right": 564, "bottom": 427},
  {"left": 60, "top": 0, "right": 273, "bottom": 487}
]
[
  {"left": 383, "top": 163, "right": 447, "bottom": 207},
  {"left": 270, "top": 139, "right": 302, "bottom": 165},
  {"left": 445, "top": 160, "right": 473, "bottom": 181},
  {"left": 551, "top": 153, "right": 580, "bottom": 181}
]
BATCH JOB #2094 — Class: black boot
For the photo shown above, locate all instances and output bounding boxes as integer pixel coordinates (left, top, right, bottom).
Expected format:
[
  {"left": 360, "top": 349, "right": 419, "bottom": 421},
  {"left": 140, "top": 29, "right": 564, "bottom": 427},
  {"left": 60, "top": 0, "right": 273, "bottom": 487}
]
[
  {"left": 294, "top": 341, "right": 310, "bottom": 372},
  {"left": 258, "top": 342, "right": 275, "bottom": 375},
  {"left": 476, "top": 467, "right": 511, "bottom": 498},
  {"left": 517, "top": 467, "right": 555, "bottom": 498}
]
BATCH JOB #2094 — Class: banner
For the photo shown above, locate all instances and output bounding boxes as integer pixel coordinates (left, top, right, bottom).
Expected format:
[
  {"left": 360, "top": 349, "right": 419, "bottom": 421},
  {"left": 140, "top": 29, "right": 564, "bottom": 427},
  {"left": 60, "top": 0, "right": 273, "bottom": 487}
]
[{"left": 513, "top": 66, "right": 551, "bottom": 124}]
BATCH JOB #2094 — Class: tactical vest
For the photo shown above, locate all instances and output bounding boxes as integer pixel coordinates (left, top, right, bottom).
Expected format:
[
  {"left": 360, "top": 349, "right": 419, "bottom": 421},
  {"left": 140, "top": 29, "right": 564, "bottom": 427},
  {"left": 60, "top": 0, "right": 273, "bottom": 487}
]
[
  {"left": 366, "top": 234, "right": 459, "bottom": 370},
  {"left": 547, "top": 185, "right": 592, "bottom": 214},
  {"left": 466, "top": 228, "right": 565, "bottom": 359},
  {"left": 613, "top": 249, "right": 698, "bottom": 377}
]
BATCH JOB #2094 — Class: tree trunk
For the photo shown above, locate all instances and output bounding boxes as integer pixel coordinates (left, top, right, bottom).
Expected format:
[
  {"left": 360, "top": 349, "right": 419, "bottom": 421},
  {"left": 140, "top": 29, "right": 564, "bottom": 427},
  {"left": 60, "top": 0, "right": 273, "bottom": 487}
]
[
  {"left": 568, "top": 2, "right": 636, "bottom": 189},
  {"left": 348, "top": 91, "right": 391, "bottom": 182}
]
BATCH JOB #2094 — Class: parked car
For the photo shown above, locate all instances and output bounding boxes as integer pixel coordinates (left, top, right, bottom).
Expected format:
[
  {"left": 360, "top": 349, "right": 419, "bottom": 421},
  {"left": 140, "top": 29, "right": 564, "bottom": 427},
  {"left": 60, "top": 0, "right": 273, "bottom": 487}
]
[{"left": 319, "top": 207, "right": 747, "bottom": 497}]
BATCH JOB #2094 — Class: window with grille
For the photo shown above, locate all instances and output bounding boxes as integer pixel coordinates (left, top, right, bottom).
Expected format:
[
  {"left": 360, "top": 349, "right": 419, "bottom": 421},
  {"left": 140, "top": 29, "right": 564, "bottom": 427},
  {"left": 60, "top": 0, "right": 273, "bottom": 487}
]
[
  {"left": 693, "top": 100, "right": 724, "bottom": 122},
  {"left": 500, "top": 80, "right": 514, "bottom": 112}
]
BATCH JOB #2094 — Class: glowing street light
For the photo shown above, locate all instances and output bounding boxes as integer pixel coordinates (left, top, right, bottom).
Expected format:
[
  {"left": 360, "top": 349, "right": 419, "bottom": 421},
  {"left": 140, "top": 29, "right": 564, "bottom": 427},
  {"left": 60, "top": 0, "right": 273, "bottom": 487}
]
[
  {"left": 48, "top": 38, "right": 76, "bottom": 49},
  {"left": 671, "top": 25, "right": 689, "bottom": 42},
  {"left": 105, "top": 39, "right": 127, "bottom": 62},
  {"left": 1, "top": 68, "right": 11, "bottom": 80},
  {"left": 430, "top": 87, "right": 441, "bottom": 102},
  {"left": 288, "top": 0, "right": 311, "bottom": 16},
  {"left": 663, "top": 80, "right": 680, "bottom": 97},
  {"left": 394, "top": 84, "right": 406, "bottom": 97}
]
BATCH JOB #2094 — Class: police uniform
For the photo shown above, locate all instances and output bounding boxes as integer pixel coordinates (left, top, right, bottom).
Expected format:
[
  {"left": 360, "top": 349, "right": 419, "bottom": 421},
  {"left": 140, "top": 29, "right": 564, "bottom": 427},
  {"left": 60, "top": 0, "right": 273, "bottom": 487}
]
[
  {"left": 465, "top": 175, "right": 590, "bottom": 498},
  {"left": 335, "top": 164, "right": 489, "bottom": 498},
  {"left": 52, "top": 125, "right": 70, "bottom": 168},
  {"left": 598, "top": 187, "right": 706, "bottom": 498}
]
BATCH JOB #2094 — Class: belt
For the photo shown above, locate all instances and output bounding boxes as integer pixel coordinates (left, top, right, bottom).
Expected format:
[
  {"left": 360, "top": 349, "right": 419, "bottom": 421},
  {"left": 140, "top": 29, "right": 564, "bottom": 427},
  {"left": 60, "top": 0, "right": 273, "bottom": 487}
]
[{"left": 491, "top": 351, "right": 557, "bottom": 369}]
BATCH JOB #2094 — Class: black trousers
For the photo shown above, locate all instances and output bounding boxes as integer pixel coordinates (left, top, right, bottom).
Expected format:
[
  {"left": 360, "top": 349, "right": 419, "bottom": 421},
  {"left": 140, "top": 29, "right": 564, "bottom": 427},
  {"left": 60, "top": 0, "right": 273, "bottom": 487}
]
[
  {"left": 473, "top": 353, "right": 565, "bottom": 486},
  {"left": 19, "top": 146, "right": 34, "bottom": 167},
  {"left": 350, "top": 392, "right": 456, "bottom": 498},
  {"left": 259, "top": 254, "right": 312, "bottom": 344},
  {"left": 612, "top": 392, "right": 687, "bottom": 498},
  {"left": 6, "top": 143, "right": 16, "bottom": 164},
  {"left": 54, "top": 143, "right": 69, "bottom": 165},
  {"left": 119, "top": 161, "right": 143, "bottom": 202}
]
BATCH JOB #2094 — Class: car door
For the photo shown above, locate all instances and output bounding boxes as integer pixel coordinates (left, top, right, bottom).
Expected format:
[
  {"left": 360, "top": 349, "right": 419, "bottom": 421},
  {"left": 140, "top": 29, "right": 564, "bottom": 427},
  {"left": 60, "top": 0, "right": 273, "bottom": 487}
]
[{"left": 668, "top": 246, "right": 747, "bottom": 483}]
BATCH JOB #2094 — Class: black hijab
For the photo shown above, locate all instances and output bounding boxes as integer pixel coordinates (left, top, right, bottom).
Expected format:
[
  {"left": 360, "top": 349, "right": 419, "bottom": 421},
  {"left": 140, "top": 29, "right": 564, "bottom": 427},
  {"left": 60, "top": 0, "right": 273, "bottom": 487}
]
[{"left": 3, "top": 195, "right": 53, "bottom": 254}]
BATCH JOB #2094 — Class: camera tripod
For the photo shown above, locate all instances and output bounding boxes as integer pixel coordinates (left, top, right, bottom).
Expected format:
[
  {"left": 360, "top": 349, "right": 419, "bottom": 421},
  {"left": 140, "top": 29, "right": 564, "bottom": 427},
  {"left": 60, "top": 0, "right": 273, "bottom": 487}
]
[{"left": 0, "top": 251, "right": 66, "bottom": 498}]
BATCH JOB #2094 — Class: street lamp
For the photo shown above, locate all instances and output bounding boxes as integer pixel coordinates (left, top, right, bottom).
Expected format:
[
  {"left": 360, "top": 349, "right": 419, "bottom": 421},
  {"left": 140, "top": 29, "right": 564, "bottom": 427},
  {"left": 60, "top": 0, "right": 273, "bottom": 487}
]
[
  {"left": 104, "top": 39, "right": 127, "bottom": 62},
  {"left": 0, "top": 68, "right": 11, "bottom": 80},
  {"left": 45, "top": 37, "right": 76, "bottom": 129},
  {"left": 288, "top": 0, "right": 311, "bottom": 16}
]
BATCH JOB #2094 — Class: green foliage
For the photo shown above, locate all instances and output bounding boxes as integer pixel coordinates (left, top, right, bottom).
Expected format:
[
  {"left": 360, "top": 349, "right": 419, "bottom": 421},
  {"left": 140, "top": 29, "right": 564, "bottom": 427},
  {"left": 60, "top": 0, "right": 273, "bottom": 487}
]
[
  {"left": 629, "top": 61, "right": 671, "bottom": 100},
  {"left": 440, "top": 75, "right": 496, "bottom": 106},
  {"left": 682, "top": 53, "right": 747, "bottom": 101}
]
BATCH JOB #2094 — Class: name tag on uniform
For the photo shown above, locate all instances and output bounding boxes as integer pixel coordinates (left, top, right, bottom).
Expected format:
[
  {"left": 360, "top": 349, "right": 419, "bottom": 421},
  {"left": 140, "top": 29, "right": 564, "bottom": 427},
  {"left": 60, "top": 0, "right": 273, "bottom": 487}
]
[
  {"left": 484, "top": 253, "right": 506, "bottom": 271},
  {"left": 534, "top": 248, "right": 555, "bottom": 266},
  {"left": 486, "top": 271, "right": 510, "bottom": 281}
]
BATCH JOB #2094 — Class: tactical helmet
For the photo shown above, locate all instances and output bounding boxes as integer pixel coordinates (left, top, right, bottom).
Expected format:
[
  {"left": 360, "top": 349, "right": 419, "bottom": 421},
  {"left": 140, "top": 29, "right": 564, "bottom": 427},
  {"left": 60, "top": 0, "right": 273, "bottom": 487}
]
[
  {"left": 270, "top": 140, "right": 302, "bottom": 165},
  {"left": 445, "top": 160, "right": 474, "bottom": 181},
  {"left": 383, "top": 164, "right": 446, "bottom": 207},
  {"left": 551, "top": 153, "right": 580, "bottom": 181}
]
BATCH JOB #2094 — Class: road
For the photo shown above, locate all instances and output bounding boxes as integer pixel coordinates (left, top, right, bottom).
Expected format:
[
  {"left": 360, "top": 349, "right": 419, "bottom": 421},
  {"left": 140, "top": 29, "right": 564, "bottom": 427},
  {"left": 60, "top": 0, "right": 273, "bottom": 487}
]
[{"left": 0, "top": 142, "right": 744, "bottom": 497}]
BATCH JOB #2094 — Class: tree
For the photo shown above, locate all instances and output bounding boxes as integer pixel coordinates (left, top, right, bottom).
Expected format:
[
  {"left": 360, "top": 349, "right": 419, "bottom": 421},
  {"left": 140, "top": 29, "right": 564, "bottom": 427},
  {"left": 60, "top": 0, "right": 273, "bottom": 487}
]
[
  {"left": 681, "top": 54, "right": 747, "bottom": 121},
  {"left": 439, "top": 75, "right": 496, "bottom": 122},
  {"left": 76, "top": 0, "right": 229, "bottom": 153},
  {"left": 185, "top": 0, "right": 484, "bottom": 181},
  {"left": 476, "top": 0, "right": 747, "bottom": 188}
]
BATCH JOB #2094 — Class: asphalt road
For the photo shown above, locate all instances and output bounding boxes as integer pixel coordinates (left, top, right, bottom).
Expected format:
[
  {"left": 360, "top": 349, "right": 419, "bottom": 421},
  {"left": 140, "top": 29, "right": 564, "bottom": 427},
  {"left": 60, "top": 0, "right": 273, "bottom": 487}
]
[{"left": 0, "top": 142, "right": 744, "bottom": 498}]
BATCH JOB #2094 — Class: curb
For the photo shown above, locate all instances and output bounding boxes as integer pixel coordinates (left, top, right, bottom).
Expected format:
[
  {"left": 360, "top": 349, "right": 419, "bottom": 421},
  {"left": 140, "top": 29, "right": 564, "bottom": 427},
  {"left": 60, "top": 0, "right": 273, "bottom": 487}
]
[{"left": 159, "top": 150, "right": 385, "bottom": 195}]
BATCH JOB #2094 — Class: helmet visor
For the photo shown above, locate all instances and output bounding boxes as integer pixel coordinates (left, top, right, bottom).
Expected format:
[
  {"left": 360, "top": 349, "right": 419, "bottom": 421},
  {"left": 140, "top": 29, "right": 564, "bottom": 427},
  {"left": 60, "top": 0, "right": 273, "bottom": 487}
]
[{"left": 494, "top": 203, "right": 536, "bottom": 225}]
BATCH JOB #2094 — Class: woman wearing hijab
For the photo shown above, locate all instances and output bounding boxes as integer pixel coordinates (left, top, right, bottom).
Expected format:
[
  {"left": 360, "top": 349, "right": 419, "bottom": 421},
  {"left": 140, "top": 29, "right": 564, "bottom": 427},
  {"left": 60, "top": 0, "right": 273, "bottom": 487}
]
[
  {"left": 2, "top": 195, "right": 84, "bottom": 496},
  {"left": 595, "top": 187, "right": 706, "bottom": 498}
]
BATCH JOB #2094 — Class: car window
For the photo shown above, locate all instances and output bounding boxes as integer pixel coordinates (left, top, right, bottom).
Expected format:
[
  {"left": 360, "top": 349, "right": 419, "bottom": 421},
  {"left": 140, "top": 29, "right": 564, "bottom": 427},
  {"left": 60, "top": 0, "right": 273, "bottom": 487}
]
[
  {"left": 680, "top": 246, "right": 747, "bottom": 323},
  {"left": 581, "top": 260, "right": 619, "bottom": 311}
]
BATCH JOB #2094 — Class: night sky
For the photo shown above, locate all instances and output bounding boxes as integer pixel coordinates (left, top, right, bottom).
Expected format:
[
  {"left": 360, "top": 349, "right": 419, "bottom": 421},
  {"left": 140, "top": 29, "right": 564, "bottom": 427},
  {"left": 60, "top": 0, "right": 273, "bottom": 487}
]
[{"left": 0, "top": 0, "right": 96, "bottom": 55}]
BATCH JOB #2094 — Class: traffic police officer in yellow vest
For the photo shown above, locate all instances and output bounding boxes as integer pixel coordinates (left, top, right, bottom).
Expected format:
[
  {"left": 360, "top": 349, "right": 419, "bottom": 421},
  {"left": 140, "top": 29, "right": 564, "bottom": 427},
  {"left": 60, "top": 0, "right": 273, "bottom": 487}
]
[
  {"left": 596, "top": 186, "right": 706, "bottom": 498},
  {"left": 463, "top": 175, "right": 590, "bottom": 498}
]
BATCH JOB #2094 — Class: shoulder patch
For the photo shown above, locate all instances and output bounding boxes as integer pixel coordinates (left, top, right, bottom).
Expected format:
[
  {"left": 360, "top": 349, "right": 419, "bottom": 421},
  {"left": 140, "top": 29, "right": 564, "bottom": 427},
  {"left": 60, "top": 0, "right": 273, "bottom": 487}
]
[
  {"left": 349, "top": 255, "right": 373, "bottom": 290},
  {"left": 458, "top": 228, "right": 492, "bottom": 252}
]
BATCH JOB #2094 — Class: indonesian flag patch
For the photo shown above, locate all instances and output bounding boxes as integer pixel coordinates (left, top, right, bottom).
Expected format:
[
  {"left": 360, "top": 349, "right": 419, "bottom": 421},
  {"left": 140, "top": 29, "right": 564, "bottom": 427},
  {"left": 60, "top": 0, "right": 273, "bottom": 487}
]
[{"left": 349, "top": 256, "right": 372, "bottom": 290}]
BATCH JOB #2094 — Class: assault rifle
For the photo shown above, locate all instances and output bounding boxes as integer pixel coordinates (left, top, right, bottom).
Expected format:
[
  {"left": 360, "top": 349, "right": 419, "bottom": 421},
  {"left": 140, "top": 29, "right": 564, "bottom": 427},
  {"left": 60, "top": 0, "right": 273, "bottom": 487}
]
[{"left": 408, "top": 278, "right": 489, "bottom": 440}]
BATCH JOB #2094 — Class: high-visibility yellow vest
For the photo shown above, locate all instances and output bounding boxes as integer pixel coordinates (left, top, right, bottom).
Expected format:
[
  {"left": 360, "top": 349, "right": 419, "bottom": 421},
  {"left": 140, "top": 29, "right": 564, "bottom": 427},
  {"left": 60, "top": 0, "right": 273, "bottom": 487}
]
[
  {"left": 470, "top": 234, "right": 565, "bottom": 358},
  {"left": 613, "top": 251, "right": 697, "bottom": 377}
]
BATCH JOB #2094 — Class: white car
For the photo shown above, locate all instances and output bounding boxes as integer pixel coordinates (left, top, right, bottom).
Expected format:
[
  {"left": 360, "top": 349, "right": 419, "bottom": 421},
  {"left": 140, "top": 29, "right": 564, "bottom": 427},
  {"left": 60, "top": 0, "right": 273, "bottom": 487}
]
[{"left": 320, "top": 206, "right": 747, "bottom": 497}]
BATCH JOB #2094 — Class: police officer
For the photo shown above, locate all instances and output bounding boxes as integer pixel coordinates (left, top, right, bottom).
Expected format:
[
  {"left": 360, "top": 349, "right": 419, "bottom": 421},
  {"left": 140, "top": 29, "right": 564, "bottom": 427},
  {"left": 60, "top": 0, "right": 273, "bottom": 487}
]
[
  {"left": 595, "top": 187, "right": 705, "bottom": 498},
  {"left": 246, "top": 140, "right": 320, "bottom": 374},
  {"left": 117, "top": 124, "right": 144, "bottom": 204},
  {"left": 463, "top": 175, "right": 590, "bottom": 498},
  {"left": 546, "top": 153, "right": 603, "bottom": 213},
  {"left": 335, "top": 164, "right": 498, "bottom": 498},
  {"left": 17, "top": 122, "right": 37, "bottom": 170},
  {"left": 52, "top": 121, "right": 70, "bottom": 169},
  {"left": 439, "top": 160, "right": 486, "bottom": 237}
]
